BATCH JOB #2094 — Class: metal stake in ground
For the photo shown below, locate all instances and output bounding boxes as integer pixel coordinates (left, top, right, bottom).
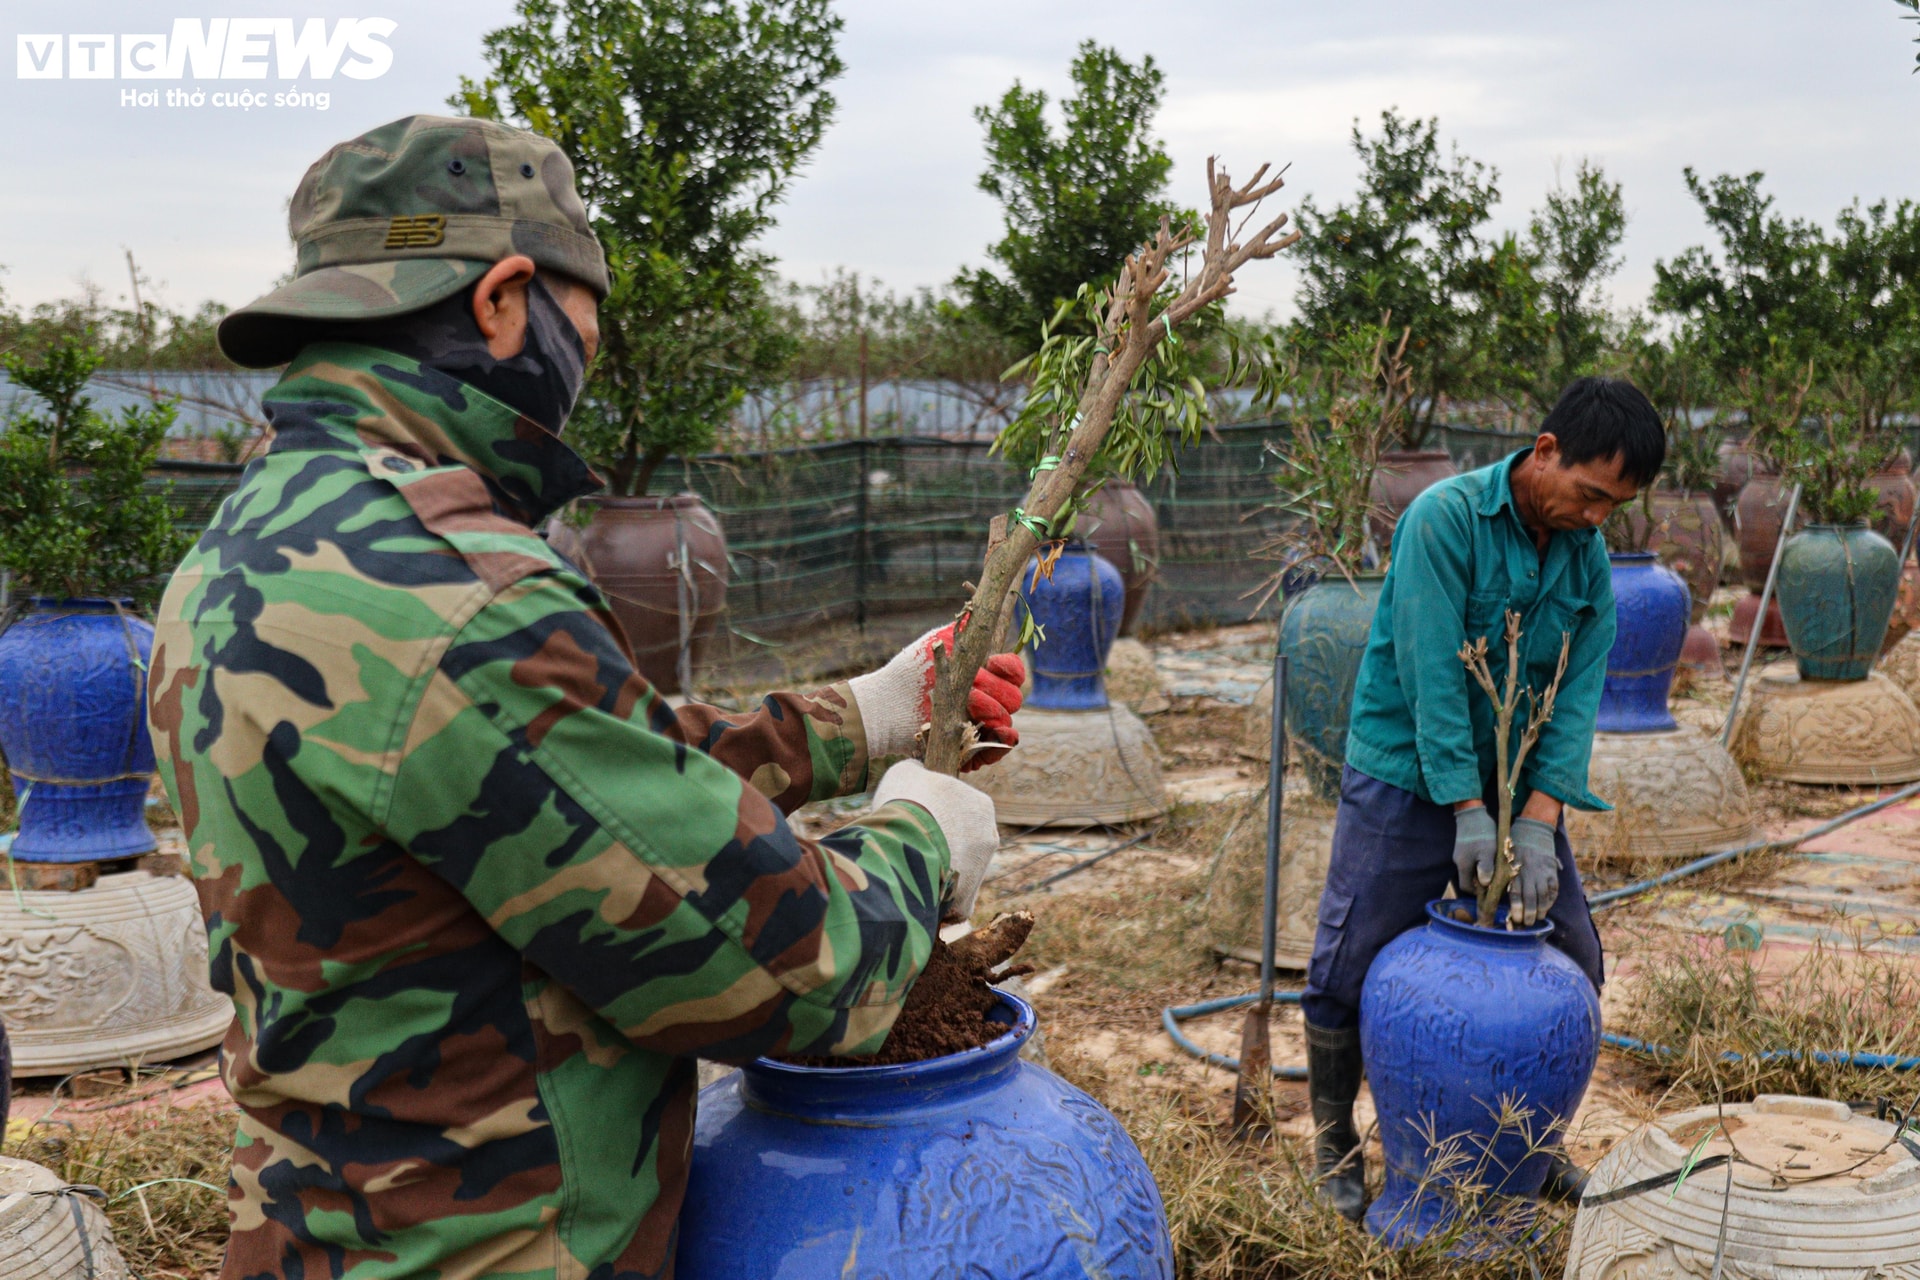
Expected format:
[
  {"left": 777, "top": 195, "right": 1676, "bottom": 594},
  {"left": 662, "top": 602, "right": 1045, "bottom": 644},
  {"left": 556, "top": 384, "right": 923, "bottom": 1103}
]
[{"left": 1233, "top": 648, "right": 1288, "bottom": 1134}]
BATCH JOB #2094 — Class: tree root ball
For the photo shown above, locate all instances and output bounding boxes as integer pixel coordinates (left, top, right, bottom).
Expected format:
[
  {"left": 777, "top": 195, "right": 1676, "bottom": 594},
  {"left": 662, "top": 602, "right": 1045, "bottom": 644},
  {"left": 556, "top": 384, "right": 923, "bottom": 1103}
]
[{"left": 779, "top": 912, "right": 1034, "bottom": 1067}]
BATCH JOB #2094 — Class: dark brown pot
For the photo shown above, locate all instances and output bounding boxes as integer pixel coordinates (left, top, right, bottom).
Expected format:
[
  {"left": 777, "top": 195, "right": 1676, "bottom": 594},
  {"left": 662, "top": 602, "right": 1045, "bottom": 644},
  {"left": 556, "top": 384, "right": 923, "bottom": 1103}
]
[
  {"left": 1735, "top": 472, "right": 1791, "bottom": 592},
  {"left": 1711, "top": 440, "right": 1754, "bottom": 533},
  {"left": 547, "top": 494, "right": 728, "bottom": 695},
  {"left": 1081, "top": 482, "right": 1160, "bottom": 637},
  {"left": 1868, "top": 450, "right": 1915, "bottom": 546},
  {"left": 1885, "top": 562, "right": 1920, "bottom": 652},
  {"left": 1680, "top": 623, "right": 1724, "bottom": 676},
  {"left": 1369, "top": 449, "right": 1458, "bottom": 545},
  {"left": 1729, "top": 593, "right": 1788, "bottom": 648},
  {"left": 1731, "top": 472, "right": 1791, "bottom": 647},
  {"left": 1630, "top": 491, "right": 1724, "bottom": 625}
]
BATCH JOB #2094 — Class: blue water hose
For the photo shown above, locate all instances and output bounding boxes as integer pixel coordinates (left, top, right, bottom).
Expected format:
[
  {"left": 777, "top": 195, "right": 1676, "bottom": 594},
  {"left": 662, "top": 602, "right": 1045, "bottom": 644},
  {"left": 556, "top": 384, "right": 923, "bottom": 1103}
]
[
  {"left": 1587, "top": 776, "right": 1920, "bottom": 913},
  {"left": 1162, "top": 990, "right": 1308, "bottom": 1079},
  {"left": 1599, "top": 1033, "right": 1920, "bottom": 1071}
]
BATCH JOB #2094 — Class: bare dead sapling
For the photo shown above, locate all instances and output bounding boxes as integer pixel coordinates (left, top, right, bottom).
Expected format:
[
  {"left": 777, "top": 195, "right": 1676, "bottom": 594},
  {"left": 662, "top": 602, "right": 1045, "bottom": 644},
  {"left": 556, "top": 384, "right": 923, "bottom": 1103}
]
[{"left": 1457, "top": 609, "right": 1571, "bottom": 925}]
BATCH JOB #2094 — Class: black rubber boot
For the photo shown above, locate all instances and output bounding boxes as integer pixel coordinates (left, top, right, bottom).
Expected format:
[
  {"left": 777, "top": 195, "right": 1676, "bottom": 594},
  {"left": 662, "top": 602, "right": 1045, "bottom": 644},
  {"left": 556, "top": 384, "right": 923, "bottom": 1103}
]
[
  {"left": 1539, "top": 1147, "right": 1589, "bottom": 1204},
  {"left": 1303, "top": 1021, "right": 1367, "bottom": 1222}
]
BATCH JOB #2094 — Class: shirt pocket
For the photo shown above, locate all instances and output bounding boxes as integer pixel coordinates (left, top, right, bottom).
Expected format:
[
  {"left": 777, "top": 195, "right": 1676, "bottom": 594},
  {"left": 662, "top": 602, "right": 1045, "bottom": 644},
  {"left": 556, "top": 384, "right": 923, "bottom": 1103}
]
[
  {"left": 1525, "top": 594, "right": 1592, "bottom": 678},
  {"left": 1464, "top": 589, "right": 1508, "bottom": 648}
]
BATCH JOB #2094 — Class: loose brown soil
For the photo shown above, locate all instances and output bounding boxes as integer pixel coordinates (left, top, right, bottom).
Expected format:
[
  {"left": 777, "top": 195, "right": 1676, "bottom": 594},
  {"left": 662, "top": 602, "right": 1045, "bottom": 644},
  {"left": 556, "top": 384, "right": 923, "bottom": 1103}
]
[{"left": 781, "top": 912, "right": 1035, "bottom": 1066}]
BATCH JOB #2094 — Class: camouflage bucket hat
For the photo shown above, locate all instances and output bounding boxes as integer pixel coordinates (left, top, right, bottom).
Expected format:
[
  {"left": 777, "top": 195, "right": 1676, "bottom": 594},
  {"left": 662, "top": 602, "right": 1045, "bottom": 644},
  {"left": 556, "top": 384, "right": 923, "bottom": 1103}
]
[{"left": 217, "top": 114, "right": 610, "bottom": 368}]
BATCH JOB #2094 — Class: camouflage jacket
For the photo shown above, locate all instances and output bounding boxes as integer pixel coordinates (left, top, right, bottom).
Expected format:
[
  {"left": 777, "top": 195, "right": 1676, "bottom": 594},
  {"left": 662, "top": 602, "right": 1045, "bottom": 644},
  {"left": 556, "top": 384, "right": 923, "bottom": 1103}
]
[{"left": 148, "top": 343, "right": 952, "bottom": 1280}]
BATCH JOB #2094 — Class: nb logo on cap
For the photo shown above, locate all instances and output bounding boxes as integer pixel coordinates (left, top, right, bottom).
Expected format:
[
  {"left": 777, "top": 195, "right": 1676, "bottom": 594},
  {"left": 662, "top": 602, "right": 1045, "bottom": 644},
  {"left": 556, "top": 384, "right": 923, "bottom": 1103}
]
[{"left": 384, "top": 215, "right": 447, "bottom": 249}]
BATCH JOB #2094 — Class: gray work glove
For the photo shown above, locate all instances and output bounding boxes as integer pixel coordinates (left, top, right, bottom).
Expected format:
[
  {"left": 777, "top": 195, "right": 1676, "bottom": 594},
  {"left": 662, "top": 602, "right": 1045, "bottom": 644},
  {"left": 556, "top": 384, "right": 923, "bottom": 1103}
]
[
  {"left": 1508, "top": 817, "right": 1560, "bottom": 926},
  {"left": 1453, "top": 805, "right": 1497, "bottom": 893},
  {"left": 871, "top": 760, "right": 1000, "bottom": 920}
]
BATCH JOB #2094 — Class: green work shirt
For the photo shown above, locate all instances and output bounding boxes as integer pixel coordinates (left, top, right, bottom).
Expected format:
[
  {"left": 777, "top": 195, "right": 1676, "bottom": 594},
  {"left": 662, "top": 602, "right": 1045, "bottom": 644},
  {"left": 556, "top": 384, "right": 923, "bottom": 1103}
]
[{"left": 1344, "top": 449, "right": 1614, "bottom": 812}]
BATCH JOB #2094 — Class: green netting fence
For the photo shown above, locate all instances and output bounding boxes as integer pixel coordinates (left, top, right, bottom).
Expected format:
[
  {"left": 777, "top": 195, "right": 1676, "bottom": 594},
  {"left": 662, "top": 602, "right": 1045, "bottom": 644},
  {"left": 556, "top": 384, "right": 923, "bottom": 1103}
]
[{"left": 149, "top": 422, "right": 1532, "bottom": 657}]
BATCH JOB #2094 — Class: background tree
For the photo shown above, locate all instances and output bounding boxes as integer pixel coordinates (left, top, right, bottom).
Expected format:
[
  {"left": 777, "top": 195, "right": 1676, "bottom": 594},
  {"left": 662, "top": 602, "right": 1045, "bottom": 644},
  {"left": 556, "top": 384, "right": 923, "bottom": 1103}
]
[
  {"left": 0, "top": 331, "right": 188, "bottom": 608},
  {"left": 1519, "top": 160, "right": 1628, "bottom": 411},
  {"left": 1654, "top": 171, "right": 1920, "bottom": 450},
  {"left": 955, "top": 41, "right": 1177, "bottom": 344},
  {"left": 1824, "top": 196, "right": 1920, "bottom": 435},
  {"left": 1652, "top": 169, "right": 1833, "bottom": 397},
  {"left": 456, "top": 0, "right": 844, "bottom": 494},
  {"left": 1290, "top": 109, "right": 1501, "bottom": 445}
]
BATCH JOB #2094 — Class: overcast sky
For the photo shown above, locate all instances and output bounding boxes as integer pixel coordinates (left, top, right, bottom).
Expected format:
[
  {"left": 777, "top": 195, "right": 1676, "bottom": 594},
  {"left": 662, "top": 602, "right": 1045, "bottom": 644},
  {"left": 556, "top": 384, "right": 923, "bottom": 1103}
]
[{"left": 4, "top": 1, "right": 1918, "bottom": 326}]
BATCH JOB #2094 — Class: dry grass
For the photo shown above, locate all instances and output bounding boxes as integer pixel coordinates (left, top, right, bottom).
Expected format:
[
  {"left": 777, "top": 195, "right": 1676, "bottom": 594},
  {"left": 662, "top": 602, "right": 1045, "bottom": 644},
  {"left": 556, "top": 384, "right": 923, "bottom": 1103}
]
[
  {"left": 989, "top": 793, "right": 1589, "bottom": 1278},
  {"left": 1066, "top": 1082, "right": 1576, "bottom": 1279},
  {"left": 5, "top": 1096, "right": 233, "bottom": 1278},
  {"left": 1150, "top": 698, "right": 1261, "bottom": 773},
  {"left": 1616, "top": 923, "right": 1920, "bottom": 1107}
]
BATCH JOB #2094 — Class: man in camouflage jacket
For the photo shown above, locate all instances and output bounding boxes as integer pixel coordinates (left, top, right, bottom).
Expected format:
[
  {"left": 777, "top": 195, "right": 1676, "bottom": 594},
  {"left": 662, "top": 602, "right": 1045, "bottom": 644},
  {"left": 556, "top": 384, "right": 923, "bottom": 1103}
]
[{"left": 149, "top": 115, "right": 1020, "bottom": 1279}]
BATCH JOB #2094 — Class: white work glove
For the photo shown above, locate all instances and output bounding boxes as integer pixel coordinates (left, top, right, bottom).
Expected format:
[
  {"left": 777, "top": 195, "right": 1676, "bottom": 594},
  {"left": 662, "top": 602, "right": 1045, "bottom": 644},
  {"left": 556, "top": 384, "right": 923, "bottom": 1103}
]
[
  {"left": 847, "top": 624, "right": 1024, "bottom": 772},
  {"left": 872, "top": 759, "right": 1001, "bottom": 920}
]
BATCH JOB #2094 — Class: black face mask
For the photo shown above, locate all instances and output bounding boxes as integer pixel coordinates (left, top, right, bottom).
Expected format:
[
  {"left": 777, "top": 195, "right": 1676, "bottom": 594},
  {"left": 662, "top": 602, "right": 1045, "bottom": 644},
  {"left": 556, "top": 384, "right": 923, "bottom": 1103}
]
[{"left": 340, "top": 274, "right": 587, "bottom": 437}]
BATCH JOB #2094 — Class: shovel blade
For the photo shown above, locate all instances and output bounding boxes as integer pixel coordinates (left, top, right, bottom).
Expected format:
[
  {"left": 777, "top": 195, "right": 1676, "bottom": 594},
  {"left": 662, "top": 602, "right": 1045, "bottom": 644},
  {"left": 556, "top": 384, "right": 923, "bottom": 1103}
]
[{"left": 1230, "top": 1006, "right": 1272, "bottom": 1135}]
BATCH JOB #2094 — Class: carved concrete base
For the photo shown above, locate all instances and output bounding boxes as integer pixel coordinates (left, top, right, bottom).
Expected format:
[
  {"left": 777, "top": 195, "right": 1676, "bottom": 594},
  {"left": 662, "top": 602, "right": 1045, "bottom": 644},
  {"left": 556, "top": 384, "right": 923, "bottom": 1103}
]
[
  {"left": 1568, "top": 728, "right": 1754, "bottom": 862},
  {"left": 1731, "top": 664, "right": 1920, "bottom": 785},
  {"left": 0, "top": 1155, "right": 131, "bottom": 1278},
  {"left": 1104, "top": 639, "right": 1166, "bottom": 712},
  {"left": 1880, "top": 632, "right": 1920, "bottom": 709},
  {"left": 971, "top": 705, "right": 1168, "bottom": 827},
  {"left": 1205, "top": 787, "right": 1338, "bottom": 971},
  {"left": 1566, "top": 1095, "right": 1920, "bottom": 1278},
  {"left": 0, "top": 871, "right": 229, "bottom": 1076}
]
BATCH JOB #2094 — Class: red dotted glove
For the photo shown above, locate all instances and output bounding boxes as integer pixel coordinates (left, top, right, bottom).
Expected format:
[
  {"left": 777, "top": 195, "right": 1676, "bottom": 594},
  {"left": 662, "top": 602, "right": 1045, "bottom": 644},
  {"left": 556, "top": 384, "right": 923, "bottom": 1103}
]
[{"left": 848, "top": 624, "right": 1025, "bottom": 773}]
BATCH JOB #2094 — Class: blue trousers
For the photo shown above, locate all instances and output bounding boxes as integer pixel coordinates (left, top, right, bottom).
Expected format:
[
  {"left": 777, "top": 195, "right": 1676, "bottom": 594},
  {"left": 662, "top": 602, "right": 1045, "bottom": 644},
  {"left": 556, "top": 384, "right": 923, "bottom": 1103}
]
[{"left": 1300, "top": 766, "right": 1605, "bottom": 1031}]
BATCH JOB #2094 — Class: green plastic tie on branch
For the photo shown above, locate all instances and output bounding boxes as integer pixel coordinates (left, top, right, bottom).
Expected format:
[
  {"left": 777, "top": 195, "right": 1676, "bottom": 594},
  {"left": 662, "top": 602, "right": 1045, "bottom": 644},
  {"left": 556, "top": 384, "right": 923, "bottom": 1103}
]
[
  {"left": 1009, "top": 508, "right": 1053, "bottom": 540},
  {"left": 1030, "top": 455, "right": 1061, "bottom": 477}
]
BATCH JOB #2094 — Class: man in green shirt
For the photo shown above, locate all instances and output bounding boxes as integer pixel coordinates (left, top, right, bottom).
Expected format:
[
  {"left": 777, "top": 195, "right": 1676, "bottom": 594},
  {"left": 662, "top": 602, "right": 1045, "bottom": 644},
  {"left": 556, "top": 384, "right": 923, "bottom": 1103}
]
[{"left": 1300, "top": 378, "right": 1666, "bottom": 1220}]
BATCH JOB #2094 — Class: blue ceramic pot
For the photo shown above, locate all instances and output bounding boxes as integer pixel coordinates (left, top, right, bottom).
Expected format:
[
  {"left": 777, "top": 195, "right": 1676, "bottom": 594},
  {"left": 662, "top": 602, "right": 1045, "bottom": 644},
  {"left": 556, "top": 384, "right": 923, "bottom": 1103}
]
[
  {"left": 1359, "top": 901, "right": 1600, "bottom": 1245},
  {"left": 1775, "top": 523, "right": 1901, "bottom": 681},
  {"left": 1279, "top": 573, "right": 1384, "bottom": 798},
  {"left": 680, "top": 992, "right": 1174, "bottom": 1279},
  {"left": 1596, "top": 552, "right": 1690, "bottom": 733},
  {"left": 0, "top": 599, "right": 157, "bottom": 862},
  {"left": 1021, "top": 545, "right": 1125, "bottom": 710}
]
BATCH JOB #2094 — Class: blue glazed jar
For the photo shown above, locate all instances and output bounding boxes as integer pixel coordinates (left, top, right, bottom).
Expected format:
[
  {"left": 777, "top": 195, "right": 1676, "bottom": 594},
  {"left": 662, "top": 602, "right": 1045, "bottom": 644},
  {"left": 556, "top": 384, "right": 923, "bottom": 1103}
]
[
  {"left": 680, "top": 992, "right": 1174, "bottom": 1279},
  {"left": 1775, "top": 523, "right": 1901, "bottom": 681},
  {"left": 1359, "top": 901, "right": 1600, "bottom": 1245},
  {"left": 1021, "top": 545, "right": 1125, "bottom": 710},
  {"left": 1596, "top": 552, "right": 1691, "bottom": 733},
  {"left": 1279, "top": 573, "right": 1384, "bottom": 798},
  {"left": 0, "top": 599, "right": 157, "bottom": 862}
]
